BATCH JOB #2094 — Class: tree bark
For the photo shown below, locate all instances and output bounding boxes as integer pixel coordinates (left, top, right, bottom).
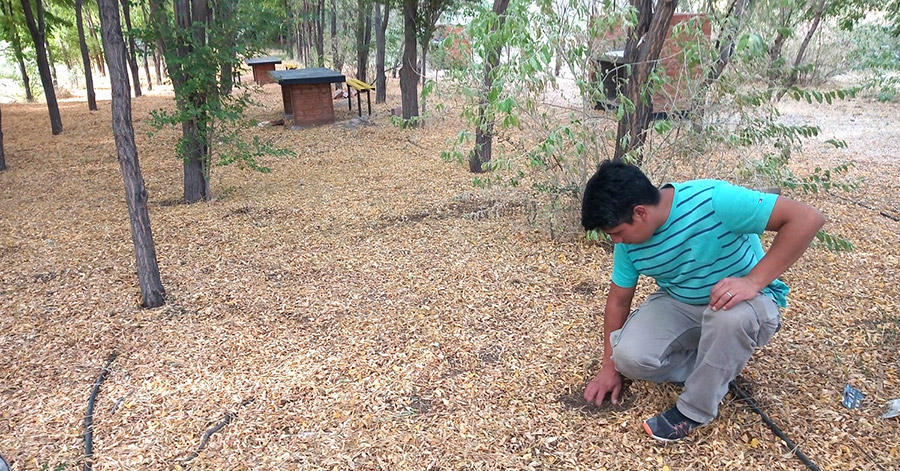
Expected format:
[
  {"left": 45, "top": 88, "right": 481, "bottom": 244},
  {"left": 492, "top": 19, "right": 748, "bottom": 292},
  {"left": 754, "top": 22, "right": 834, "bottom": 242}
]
[
  {"left": 120, "top": 0, "right": 143, "bottom": 96},
  {"left": 97, "top": 0, "right": 166, "bottom": 308},
  {"left": 705, "top": 0, "right": 753, "bottom": 86},
  {"left": 0, "top": 105, "right": 5, "bottom": 171},
  {"left": 776, "top": 0, "right": 827, "bottom": 100},
  {"left": 612, "top": 0, "right": 677, "bottom": 163},
  {"left": 400, "top": 0, "right": 418, "bottom": 121},
  {"left": 469, "top": 0, "right": 510, "bottom": 172},
  {"left": 20, "top": 0, "right": 63, "bottom": 135},
  {"left": 374, "top": 0, "right": 389, "bottom": 103},
  {"left": 319, "top": 0, "right": 327, "bottom": 66},
  {"left": 767, "top": 4, "right": 792, "bottom": 81},
  {"left": 356, "top": 0, "right": 373, "bottom": 81},
  {"left": 76, "top": 0, "right": 99, "bottom": 110},
  {"left": 2, "top": 0, "right": 34, "bottom": 101},
  {"left": 217, "top": 0, "right": 237, "bottom": 94}
]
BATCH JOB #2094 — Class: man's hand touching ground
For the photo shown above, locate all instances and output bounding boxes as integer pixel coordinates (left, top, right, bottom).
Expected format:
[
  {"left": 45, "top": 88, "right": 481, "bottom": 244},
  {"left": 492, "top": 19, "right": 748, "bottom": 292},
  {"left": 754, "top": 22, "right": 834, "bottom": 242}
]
[{"left": 584, "top": 365, "right": 622, "bottom": 406}]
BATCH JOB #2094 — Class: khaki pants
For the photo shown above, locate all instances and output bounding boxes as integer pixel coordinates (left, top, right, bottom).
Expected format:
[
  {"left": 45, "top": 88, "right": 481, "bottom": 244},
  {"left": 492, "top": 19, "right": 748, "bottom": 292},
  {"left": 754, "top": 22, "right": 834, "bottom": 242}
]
[{"left": 610, "top": 290, "right": 781, "bottom": 423}]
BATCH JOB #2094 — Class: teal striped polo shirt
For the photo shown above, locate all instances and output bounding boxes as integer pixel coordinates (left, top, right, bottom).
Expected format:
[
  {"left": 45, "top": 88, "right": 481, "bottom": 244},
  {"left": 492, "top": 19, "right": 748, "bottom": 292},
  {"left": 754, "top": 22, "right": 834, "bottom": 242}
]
[{"left": 611, "top": 179, "right": 789, "bottom": 307}]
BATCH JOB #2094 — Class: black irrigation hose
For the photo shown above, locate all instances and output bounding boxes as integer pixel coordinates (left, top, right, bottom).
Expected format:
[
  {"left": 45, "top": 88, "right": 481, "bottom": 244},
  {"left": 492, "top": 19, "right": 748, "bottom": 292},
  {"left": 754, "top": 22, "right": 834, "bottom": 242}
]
[
  {"left": 730, "top": 381, "right": 821, "bottom": 471},
  {"left": 180, "top": 397, "right": 255, "bottom": 465},
  {"left": 84, "top": 352, "right": 119, "bottom": 471}
]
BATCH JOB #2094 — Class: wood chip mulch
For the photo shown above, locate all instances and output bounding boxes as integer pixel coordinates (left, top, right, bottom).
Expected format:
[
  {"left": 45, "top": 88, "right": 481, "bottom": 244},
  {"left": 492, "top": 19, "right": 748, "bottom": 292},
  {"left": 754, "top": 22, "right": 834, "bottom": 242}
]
[{"left": 0, "top": 77, "right": 897, "bottom": 470}]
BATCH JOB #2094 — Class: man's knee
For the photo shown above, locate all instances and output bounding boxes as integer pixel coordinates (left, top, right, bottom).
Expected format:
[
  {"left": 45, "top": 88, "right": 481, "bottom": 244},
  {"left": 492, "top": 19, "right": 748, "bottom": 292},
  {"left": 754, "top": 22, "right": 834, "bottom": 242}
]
[{"left": 611, "top": 340, "right": 665, "bottom": 379}]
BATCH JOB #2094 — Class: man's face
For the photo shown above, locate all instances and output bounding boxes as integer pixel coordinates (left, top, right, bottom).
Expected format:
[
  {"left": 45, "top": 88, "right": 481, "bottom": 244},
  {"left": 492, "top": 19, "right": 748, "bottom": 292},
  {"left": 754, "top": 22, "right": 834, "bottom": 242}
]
[{"left": 602, "top": 206, "right": 654, "bottom": 244}]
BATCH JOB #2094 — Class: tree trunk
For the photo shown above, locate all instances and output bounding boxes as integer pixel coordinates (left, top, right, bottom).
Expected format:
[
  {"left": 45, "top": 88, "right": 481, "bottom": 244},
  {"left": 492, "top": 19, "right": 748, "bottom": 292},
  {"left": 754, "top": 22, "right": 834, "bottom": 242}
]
[
  {"left": 2, "top": 0, "right": 34, "bottom": 101},
  {"left": 85, "top": 9, "right": 107, "bottom": 78},
  {"left": 374, "top": 1, "right": 388, "bottom": 103},
  {"left": 183, "top": 0, "right": 212, "bottom": 203},
  {"left": 469, "top": 0, "right": 510, "bottom": 172},
  {"left": 0, "top": 105, "right": 5, "bottom": 171},
  {"left": 400, "top": 0, "right": 418, "bottom": 121},
  {"left": 153, "top": 49, "right": 163, "bottom": 84},
  {"left": 316, "top": 0, "right": 325, "bottom": 66},
  {"left": 705, "top": 0, "right": 753, "bottom": 86},
  {"left": 612, "top": 0, "right": 677, "bottom": 163},
  {"left": 143, "top": 46, "right": 153, "bottom": 91},
  {"left": 97, "top": 0, "right": 166, "bottom": 308},
  {"left": 356, "top": 0, "right": 372, "bottom": 81},
  {"left": 331, "top": 0, "right": 344, "bottom": 85},
  {"left": 767, "top": 4, "right": 792, "bottom": 81},
  {"left": 120, "top": 0, "right": 143, "bottom": 96},
  {"left": 20, "top": 0, "right": 63, "bottom": 135},
  {"left": 76, "top": 0, "right": 99, "bottom": 110},
  {"left": 284, "top": 0, "right": 296, "bottom": 59},
  {"left": 218, "top": 0, "right": 236, "bottom": 94},
  {"left": 776, "top": 0, "right": 827, "bottom": 100}
]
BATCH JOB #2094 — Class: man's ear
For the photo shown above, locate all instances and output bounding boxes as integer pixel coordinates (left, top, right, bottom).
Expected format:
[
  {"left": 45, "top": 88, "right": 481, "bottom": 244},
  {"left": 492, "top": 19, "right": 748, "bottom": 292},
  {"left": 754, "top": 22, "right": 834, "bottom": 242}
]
[{"left": 633, "top": 205, "right": 649, "bottom": 221}]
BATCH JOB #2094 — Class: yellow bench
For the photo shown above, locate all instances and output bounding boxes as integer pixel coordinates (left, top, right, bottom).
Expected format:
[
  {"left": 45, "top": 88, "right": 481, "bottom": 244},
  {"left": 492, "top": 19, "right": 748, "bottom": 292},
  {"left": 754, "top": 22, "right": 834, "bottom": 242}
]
[{"left": 345, "top": 78, "right": 375, "bottom": 117}]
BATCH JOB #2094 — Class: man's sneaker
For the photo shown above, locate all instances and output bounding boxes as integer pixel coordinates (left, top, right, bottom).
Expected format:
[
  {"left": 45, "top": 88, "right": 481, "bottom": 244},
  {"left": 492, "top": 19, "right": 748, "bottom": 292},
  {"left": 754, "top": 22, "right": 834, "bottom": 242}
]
[{"left": 642, "top": 405, "right": 703, "bottom": 442}]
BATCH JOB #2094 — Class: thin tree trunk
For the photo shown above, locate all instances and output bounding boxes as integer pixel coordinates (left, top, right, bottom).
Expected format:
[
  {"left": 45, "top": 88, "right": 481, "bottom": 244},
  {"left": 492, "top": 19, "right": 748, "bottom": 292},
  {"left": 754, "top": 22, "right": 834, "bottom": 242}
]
[
  {"left": 705, "top": 0, "right": 752, "bottom": 85},
  {"left": 331, "top": 0, "right": 344, "bottom": 84},
  {"left": 153, "top": 49, "right": 163, "bottom": 84},
  {"left": 218, "top": 0, "right": 236, "bottom": 94},
  {"left": 612, "top": 0, "right": 677, "bottom": 163},
  {"left": 85, "top": 9, "right": 107, "bottom": 79},
  {"left": 120, "top": 0, "right": 142, "bottom": 96},
  {"left": 767, "top": 4, "right": 792, "bottom": 81},
  {"left": 374, "top": 0, "right": 388, "bottom": 103},
  {"left": 2, "top": 0, "right": 34, "bottom": 101},
  {"left": 47, "top": 41, "right": 58, "bottom": 86},
  {"left": 0, "top": 105, "right": 5, "bottom": 171},
  {"left": 284, "top": 0, "right": 296, "bottom": 59},
  {"left": 776, "top": 0, "right": 827, "bottom": 100},
  {"left": 399, "top": 0, "right": 418, "bottom": 121},
  {"left": 356, "top": 0, "right": 372, "bottom": 81},
  {"left": 316, "top": 0, "right": 325, "bottom": 66},
  {"left": 469, "top": 0, "right": 510, "bottom": 172},
  {"left": 97, "top": 0, "right": 166, "bottom": 308},
  {"left": 20, "top": 0, "right": 63, "bottom": 135},
  {"left": 76, "top": 0, "right": 99, "bottom": 110},
  {"left": 143, "top": 47, "right": 152, "bottom": 91}
]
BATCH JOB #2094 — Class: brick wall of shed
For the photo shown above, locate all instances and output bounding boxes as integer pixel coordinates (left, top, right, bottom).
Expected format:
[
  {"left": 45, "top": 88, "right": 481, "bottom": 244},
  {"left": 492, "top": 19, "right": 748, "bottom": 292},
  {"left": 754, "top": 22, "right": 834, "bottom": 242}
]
[{"left": 288, "top": 83, "right": 336, "bottom": 127}]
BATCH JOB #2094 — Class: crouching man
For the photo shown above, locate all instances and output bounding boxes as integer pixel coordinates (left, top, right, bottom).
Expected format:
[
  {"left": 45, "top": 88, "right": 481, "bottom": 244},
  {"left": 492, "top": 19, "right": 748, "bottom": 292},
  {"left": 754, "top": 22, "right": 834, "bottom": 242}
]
[{"left": 580, "top": 160, "right": 825, "bottom": 442}]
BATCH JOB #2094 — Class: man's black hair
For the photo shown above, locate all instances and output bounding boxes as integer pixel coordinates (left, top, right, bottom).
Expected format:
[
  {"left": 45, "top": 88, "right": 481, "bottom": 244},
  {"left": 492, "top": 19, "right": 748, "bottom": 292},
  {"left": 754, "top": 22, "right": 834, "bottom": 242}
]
[{"left": 581, "top": 160, "right": 661, "bottom": 230}]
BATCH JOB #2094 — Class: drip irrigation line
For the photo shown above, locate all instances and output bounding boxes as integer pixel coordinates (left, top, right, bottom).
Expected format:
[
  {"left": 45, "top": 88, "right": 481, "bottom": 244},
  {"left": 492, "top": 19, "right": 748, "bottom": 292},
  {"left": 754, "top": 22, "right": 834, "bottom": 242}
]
[
  {"left": 730, "top": 381, "right": 821, "bottom": 471},
  {"left": 84, "top": 351, "right": 119, "bottom": 471},
  {"left": 180, "top": 397, "right": 255, "bottom": 465}
]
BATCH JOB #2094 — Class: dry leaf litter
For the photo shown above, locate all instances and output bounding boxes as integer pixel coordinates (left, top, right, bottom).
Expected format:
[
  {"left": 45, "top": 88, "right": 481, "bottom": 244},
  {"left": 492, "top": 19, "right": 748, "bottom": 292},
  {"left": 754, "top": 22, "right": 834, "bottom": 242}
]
[{"left": 0, "top": 74, "right": 898, "bottom": 471}]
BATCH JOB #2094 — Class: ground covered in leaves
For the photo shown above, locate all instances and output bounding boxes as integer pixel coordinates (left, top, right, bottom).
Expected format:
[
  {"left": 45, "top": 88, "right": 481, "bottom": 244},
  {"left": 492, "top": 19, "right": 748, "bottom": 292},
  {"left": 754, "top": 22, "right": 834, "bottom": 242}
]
[{"left": 0, "top": 76, "right": 898, "bottom": 471}]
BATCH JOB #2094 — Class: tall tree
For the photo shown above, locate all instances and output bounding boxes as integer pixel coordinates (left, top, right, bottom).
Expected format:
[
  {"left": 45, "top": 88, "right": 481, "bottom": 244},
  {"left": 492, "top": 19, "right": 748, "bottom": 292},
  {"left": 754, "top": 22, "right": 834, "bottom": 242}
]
[
  {"left": 120, "top": 0, "right": 143, "bottom": 96},
  {"left": 330, "top": 0, "right": 344, "bottom": 77},
  {"left": 356, "top": 0, "right": 373, "bottom": 80},
  {"left": 374, "top": 0, "right": 389, "bottom": 103},
  {"left": 399, "top": 0, "right": 418, "bottom": 120},
  {"left": 416, "top": 0, "right": 457, "bottom": 88},
  {"left": 218, "top": 0, "right": 237, "bottom": 94},
  {"left": 776, "top": 0, "right": 828, "bottom": 100},
  {"left": 0, "top": 105, "right": 5, "bottom": 171},
  {"left": 612, "top": 0, "right": 677, "bottom": 163},
  {"left": 315, "top": 0, "right": 325, "bottom": 66},
  {"left": 149, "top": 0, "right": 213, "bottom": 202},
  {"left": 20, "top": 0, "right": 63, "bottom": 135},
  {"left": 468, "top": 0, "right": 509, "bottom": 172},
  {"left": 97, "top": 0, "right": 166, "bottom": 307},
  {"left": 1, "top": 0, "right": 35, "bottom": 101},
  {"left": 76, "top": 0, "right": 99, "bottom": 110}
]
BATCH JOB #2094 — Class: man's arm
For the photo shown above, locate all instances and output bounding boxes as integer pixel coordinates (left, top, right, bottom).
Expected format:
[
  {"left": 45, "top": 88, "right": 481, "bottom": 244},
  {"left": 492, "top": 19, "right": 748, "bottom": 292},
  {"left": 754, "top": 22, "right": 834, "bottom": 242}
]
[
  {"left": 710, "top": 196, "right": 826, "bottom": 311},
  {"left": 584, "top": 282, "right": 636, "bottom": 406}
]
